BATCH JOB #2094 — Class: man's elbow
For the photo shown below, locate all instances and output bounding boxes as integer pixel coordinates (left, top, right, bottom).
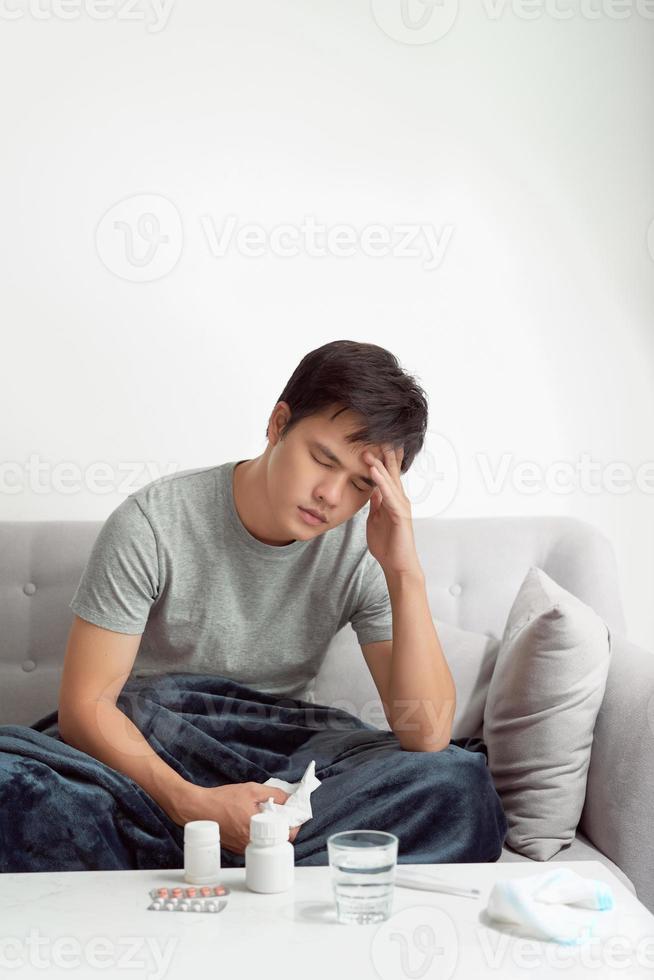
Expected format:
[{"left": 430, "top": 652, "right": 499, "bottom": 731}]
[{"left": 396, "top": 734, "right": 451, "bottom": 753}]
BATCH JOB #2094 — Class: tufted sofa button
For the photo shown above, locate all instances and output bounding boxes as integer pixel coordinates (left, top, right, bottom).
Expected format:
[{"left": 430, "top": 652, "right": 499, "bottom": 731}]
[
  {"left": 23, "top": 582, "right": 37, "bottom": 596},
  {"left": 22, "top": 659, "right": 37, "bottom": 672},
  {"left": 449, "top": 583, "right": 462, "bottom": 597}
]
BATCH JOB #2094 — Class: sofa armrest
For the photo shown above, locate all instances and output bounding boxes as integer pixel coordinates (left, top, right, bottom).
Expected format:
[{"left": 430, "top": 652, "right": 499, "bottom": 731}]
[{"left": 579, "top": 631, "right": 654, "bottom": 913}]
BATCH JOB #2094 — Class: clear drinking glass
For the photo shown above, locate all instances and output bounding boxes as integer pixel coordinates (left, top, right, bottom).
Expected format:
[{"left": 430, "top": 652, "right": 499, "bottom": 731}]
[{"left": 327, "top": 830, "right": 398, "bottom": 925}]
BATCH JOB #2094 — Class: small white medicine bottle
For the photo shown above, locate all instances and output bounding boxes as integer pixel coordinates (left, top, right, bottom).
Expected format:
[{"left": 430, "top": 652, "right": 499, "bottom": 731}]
[
  {"left": 245, "top": 797, "right": 295, "bottom": 893},
  {"left": 184, "top": 820, "right": 221, "bottom": 885}
]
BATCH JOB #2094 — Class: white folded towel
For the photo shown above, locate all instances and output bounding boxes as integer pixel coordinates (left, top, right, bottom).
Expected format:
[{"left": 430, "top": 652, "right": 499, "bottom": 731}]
[{"left": 486, "top": 867, "right": 615, "bottom": 945}]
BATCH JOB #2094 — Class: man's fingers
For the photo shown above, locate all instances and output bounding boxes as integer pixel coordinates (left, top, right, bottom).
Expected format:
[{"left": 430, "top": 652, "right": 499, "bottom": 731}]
[{"left": 255, "top": 786, "right": 288, "bottom": 804}]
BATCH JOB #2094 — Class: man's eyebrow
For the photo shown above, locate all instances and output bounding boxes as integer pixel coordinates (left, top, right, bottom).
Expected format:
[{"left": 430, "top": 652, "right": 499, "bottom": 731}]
[{"left": 312, "top": 441, "right": 376, "bottom": 488}]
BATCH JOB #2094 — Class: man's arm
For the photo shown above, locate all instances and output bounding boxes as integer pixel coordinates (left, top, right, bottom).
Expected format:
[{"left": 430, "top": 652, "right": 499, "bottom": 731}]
[
  {"left": 58, "top": 615, "right": 195, "bottom": 824},
  {"left": 58, "top": 616, "right": 298, "bottom": 853},
  {"left": 362, "top": 570, "right": 456, "bottom": 752}
]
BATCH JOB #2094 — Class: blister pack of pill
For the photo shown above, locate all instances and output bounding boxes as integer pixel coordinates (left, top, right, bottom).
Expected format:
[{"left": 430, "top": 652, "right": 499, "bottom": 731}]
[{"left": 147, "top": 884, "right": 230, "bottom": 913}]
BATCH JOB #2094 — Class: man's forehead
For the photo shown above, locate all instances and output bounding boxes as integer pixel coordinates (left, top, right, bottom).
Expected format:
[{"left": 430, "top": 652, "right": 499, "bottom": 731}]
[{"left": 307, "top": 409, "right": 380, "bottom": 456}]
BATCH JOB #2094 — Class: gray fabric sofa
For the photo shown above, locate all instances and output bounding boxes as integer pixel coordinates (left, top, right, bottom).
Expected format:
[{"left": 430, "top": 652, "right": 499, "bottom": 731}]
[{"left": 1, "top": 515, "right": 652, "bottom": 913}]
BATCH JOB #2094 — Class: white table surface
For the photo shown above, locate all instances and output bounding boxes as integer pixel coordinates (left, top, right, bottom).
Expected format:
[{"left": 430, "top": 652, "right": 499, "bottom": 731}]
[{"left": 1, "top": 860, "right": 652, "bottom": 979}]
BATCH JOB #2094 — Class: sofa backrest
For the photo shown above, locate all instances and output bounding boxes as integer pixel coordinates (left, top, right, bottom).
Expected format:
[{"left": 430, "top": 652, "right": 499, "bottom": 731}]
[
  {"left": 312, "top": 513, "right": 627, "bottom": 722},
  {"left": 0, "top": 515, "right": 626, "bottom": 727}
]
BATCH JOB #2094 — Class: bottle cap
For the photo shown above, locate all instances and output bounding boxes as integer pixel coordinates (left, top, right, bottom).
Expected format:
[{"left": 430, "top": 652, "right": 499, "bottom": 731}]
[
  {"left": 184, "top": 820, "right": 220, "bottom": 844},
  {"left": 249, "top": 797, "right": 289, "bottom": 843}
]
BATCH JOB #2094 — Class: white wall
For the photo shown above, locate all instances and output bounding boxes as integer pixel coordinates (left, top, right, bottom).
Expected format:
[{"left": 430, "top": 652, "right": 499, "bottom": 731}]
[{"left": 2, "top": 0, "right": 653, "bottom": 649}]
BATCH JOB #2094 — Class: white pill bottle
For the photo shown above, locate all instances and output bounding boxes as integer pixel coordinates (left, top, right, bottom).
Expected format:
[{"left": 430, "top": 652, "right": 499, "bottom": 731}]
[
  {"left": 184, "top": 820, "right": 222, "bottom": 885},
  {"left": 245, "top": 797, "right": 295, "bottom": 893}
]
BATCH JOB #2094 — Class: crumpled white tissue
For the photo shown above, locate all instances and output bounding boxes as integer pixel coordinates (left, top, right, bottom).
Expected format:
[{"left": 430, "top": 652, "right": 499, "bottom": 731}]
[
  {"left": 258, "top": 759, "right": 321, "bottom": 829},
  {"left": 486, "top": 867, "right": 615, "bottom": 946}
]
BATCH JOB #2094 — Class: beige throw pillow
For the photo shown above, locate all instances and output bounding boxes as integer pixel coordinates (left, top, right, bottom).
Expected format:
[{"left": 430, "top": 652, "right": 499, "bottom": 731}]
[{"left": 483, "top": 566, "right": 612, "bottom": 861}]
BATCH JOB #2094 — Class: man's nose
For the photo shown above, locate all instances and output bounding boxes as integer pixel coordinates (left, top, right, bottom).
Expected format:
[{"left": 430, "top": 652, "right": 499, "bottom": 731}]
[{"left": 316, "top": 476, "right": 346, "bottom": 507}]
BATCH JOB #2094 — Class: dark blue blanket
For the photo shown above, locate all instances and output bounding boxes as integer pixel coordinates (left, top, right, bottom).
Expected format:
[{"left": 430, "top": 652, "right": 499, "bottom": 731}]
[{"left": 0, "top": 673, "right": 508, "bottom": 872}]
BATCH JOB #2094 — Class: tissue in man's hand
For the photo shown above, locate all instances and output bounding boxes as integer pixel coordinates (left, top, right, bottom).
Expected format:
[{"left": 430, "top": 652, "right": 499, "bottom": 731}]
[
  {"left": 486, "top": 867, "right": 615, "bottom": 946},
  {"left": 259, "top": 759, "right": 321, "bottom": 828}
]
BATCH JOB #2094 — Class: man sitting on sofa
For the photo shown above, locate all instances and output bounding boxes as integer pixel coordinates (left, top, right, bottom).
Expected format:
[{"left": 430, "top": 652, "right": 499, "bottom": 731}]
[{"left": 56, "top": 339, "right": 508, "bottom": 866}]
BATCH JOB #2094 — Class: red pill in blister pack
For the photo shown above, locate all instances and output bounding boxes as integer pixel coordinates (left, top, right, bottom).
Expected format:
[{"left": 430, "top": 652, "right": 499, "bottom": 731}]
[
  {"left": 147, "top": 883, "right": 229, "bottom": 912},
  {"left": 149, "top": 884, "right": 229, "bottom": 900}
]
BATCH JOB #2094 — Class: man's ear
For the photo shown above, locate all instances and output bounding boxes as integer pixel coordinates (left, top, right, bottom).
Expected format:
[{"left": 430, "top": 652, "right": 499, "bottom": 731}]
[{"left": 267, "top": 401, "right": 291, "bottom": 446}]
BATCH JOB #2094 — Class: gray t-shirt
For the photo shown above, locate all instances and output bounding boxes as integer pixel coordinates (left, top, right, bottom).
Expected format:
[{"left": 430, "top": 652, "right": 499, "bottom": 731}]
[{"left": 69, "top": 460, "right": 393, "bottom": 700}]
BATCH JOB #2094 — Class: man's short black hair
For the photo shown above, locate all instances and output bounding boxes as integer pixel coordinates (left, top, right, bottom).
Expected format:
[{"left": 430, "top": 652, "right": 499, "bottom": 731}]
[{"left": 271, "top": 340, "right": 428, "bottom": 474}]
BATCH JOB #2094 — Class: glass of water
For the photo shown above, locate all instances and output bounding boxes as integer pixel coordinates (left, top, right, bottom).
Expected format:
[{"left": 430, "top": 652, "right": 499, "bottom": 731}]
[{"left": 327, "top": 830, "right": 398, "bottom": 925}]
